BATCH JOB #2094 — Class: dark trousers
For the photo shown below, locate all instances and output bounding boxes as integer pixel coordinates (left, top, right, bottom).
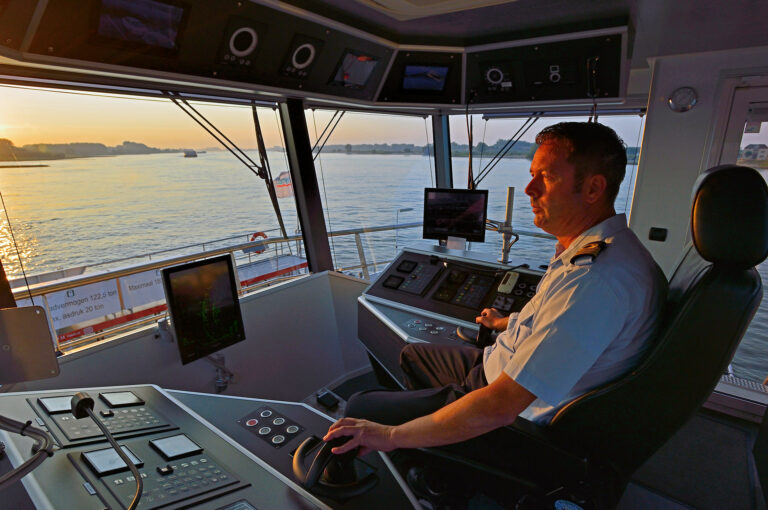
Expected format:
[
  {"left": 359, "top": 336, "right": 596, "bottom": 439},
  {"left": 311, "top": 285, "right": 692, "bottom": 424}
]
[
  {"left": 345, "top": 343, "right": 487, "bottom": 425},
  {"left": 347, "top": 343, "right": 544, "bottom": 489}
]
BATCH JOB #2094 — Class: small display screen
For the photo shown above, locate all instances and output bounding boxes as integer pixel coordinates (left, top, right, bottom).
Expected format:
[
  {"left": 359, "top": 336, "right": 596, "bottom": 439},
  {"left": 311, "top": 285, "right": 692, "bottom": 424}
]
[
  {"left": 423, "top": 188, "right": 489, "bottom": 242},
  {"left": 83, "top": 445, "right": 143, "bottom": 476},
  {"left": 97, "top": 0, "right": 185, "bottom": 50},
  {"left": 150, "top": 434, "right": 203, "bottom": 460},
  {"left": 99, "top": 391, "right": 144, "bottom": 408},
  {"left": 397, "top": 260, "right": 417, "bottom": 273},
  {"left": 38, "top": 396, "right": 74, "bottom": 415},
  {"left": 383, "top": 275, "right": 404, "bottom": 289},
  {"left": 402, "top": 65, "right": 450, "bottom": 92},
  {"left": 331, "top": 51, "right": 379, "bottom": 89},
  {"left": 162, "top": 254, "right": 246, "bottom": 365}
]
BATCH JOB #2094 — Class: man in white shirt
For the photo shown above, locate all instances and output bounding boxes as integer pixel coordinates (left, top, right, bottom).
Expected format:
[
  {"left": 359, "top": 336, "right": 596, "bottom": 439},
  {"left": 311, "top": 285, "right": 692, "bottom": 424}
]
[{"left": 324, "top": 122, "right": 667, "bottom": 457}]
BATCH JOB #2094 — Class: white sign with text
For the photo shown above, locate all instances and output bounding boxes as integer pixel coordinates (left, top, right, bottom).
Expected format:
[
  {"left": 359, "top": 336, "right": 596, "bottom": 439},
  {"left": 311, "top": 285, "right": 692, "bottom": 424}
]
[
  {"left": 119, "top": 269, "right": 165, "bottom": 309},
  {"left": 46, "top": 280, "right": 121, "bottom": 329}
]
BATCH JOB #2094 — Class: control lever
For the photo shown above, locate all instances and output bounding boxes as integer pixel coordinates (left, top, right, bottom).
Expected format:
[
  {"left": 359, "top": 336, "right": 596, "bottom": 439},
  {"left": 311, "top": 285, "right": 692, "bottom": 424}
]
[
  {"left": 456, "top": 325, "right": 495, "bottom": 348},
  {"left": 292, "top": 436, "right": 377, "bottom": 499}
]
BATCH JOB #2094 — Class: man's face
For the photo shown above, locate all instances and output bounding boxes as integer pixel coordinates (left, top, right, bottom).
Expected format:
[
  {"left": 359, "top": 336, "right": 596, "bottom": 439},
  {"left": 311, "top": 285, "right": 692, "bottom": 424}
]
[{"left": 524, "top": 140, "right": 585, "bottom": 237}]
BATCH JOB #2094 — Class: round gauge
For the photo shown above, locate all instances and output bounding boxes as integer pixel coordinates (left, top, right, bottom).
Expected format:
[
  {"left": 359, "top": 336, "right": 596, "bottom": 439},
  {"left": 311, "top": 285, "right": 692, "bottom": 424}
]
[
  {"left": 229, "top": 27, "right": 257, "bottom": 58},
  {"left": 292, "top": 43, "right": 316, "bottom": 70},
  {"left": 485, "top": 67, "right": 504, "bottom": 85},
  {"left": 667, "top": 87, "right": 697, "bottom": 112}
]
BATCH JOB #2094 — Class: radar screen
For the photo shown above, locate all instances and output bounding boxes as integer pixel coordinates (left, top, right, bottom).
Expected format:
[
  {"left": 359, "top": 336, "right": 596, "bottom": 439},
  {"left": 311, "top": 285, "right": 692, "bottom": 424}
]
[{"left": 162, "top": 254, "right": 245, "bottom": 365}]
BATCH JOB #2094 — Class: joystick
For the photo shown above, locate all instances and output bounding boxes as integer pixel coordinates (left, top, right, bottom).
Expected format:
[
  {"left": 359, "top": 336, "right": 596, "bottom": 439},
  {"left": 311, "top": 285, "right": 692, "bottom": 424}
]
[
  {"left": 456, "top": 324, "right": 495, "bottom": 348},
  {"left": 292, "top": 436, "right": 377, "bottom": 499}
]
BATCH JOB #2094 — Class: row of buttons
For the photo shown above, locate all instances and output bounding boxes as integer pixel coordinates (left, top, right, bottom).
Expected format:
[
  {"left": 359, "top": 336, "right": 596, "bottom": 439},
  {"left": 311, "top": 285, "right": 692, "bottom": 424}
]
[
  {"left": 110, "top": 457, "right": 233, "bottom": 505},
  {"left": 407, "top": 319, "right": 447, "bottom": 336},
  {"left": 240, "top": 407, "right": 303, "bottom": 449}
]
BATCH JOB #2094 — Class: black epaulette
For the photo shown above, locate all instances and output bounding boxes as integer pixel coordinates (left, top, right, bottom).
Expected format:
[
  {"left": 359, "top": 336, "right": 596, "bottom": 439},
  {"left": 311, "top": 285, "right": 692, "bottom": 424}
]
[{"left": 570, "top": 241, "right": 607, "bottom": 266}]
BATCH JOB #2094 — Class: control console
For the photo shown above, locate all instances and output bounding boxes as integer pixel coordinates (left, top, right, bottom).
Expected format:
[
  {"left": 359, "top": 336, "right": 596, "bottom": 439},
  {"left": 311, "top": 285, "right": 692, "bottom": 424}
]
[
  {"left": 0, "top": 386, "right": 417, "bottom": 509},
  {"left": 359, "top": 247, "right": 544, "bottom": 386}
]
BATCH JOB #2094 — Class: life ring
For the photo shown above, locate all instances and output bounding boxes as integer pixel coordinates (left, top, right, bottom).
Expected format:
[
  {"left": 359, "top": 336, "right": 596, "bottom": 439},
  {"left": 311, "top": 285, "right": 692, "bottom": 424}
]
[{"left": 249, "top": 232, "right": 268, "bottom": 254}]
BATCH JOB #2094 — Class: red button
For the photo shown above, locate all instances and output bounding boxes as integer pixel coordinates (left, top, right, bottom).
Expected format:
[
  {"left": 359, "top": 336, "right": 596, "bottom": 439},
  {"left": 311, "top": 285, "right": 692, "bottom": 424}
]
[{"left": 246, "top": 419, "right": 258, "bottom": 427}]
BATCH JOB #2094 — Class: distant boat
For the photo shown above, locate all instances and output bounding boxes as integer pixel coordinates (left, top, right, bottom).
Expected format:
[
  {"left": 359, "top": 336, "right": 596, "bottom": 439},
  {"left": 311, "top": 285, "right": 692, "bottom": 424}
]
[
  {"left": 273, "top": 171, "right": 293, "bottom": 198},
  {"left": 183, "top": 149, "right": 197, "bottom": 158}
]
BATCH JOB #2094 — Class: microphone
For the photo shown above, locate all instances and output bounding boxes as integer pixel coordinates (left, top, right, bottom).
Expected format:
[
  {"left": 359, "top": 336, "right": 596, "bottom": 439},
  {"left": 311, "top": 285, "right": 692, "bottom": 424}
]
[{"left": 71, "top": 392, "right": 143, "bottom": 510}]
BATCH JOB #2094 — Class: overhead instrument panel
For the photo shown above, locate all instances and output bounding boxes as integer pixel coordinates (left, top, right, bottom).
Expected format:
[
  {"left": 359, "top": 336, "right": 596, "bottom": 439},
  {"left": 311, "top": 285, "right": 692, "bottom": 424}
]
[
  {"left": 377, "top": 50, "right": 463, "bottom": 104},
  {"left": 465, "top": 30, "right": 626, "bottom": 104},
  {"left": 0, "top": 0, "right": 37, "bottom": 51},
  {"left": 26, "top": 0, "right": 394, "bottom": 102}
]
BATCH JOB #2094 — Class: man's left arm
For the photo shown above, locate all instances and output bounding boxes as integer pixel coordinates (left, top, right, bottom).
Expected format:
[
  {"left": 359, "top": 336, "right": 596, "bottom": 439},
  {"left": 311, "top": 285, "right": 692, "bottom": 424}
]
[{"left": 324, "top": 373, "right": 536, "bottom": 456}]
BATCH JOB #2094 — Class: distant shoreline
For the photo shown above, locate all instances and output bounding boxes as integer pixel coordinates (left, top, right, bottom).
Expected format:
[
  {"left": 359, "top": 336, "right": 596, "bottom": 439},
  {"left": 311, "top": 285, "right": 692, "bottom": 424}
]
[{"left": 0, "top": 164, "right": 49, "bottom": 168}]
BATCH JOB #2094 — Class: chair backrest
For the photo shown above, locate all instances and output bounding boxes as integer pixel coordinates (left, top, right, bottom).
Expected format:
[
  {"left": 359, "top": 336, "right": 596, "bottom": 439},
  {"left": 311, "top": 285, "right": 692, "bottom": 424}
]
[{"left": 548, "top": 165, "right": 768, "bottom": 478}]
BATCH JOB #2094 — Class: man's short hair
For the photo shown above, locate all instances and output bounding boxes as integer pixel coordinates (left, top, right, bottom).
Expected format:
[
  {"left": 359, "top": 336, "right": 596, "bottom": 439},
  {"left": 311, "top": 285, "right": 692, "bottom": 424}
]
[{"left": 535, "top": 122, "right": 627, "bottom": 205}]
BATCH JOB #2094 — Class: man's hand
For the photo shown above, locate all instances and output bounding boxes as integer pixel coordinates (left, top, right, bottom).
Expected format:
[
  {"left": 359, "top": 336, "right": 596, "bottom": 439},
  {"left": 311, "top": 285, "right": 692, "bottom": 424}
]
[
  {"left": 323, "top": 417, "right": 396, "bottom": 457},
  {"left": 476, "top": 307, "right": 508, "bottom": 331}
]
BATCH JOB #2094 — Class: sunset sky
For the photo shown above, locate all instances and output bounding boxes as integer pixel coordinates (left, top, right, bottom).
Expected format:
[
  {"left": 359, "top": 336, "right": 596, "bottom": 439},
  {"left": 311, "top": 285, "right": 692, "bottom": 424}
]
[{"left": 0, "top": 84, "right": 655, "bottom": 151}]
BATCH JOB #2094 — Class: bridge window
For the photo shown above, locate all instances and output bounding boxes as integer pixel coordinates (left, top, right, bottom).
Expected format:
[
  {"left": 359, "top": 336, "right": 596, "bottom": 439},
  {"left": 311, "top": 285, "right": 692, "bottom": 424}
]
[
  {"left": 449, "top": 113, "right": 645, "bottom": 266},
  {"left": 305, "top": 109, "right": 435, "bottom": 278},
  {"left": 1, "top": 85, "right": 305, "bottom": 350}
]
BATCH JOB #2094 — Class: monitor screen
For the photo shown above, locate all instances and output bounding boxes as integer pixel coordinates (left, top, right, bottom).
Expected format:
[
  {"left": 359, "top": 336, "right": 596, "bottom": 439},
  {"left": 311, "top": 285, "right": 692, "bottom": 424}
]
[
  {"left": 423, "top": 188, "right": 488, "bottom": 242},
  {"left": 402, "top": 65, "right": 450, "bottom": 92},
  {"left": 331, "top": 51, "right": 379, "bottom": 89},
  {"left": 161, "top": 254, "right": 245, "bottom": 365},
  {"left": 97, "top": 0, "right": 186, "bottom": 51}
]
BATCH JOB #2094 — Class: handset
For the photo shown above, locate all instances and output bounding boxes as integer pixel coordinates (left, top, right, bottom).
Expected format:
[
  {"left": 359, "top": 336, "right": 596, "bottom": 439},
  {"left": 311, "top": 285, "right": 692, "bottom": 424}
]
[{"left": 497, "top": 271, "right": 520, "bottom": 294}]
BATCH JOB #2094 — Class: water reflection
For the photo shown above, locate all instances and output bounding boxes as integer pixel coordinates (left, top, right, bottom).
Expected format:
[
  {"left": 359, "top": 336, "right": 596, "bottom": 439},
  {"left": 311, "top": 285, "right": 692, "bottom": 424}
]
[{"left": 0, "top": 212, "right": 38, "bottom": 278}]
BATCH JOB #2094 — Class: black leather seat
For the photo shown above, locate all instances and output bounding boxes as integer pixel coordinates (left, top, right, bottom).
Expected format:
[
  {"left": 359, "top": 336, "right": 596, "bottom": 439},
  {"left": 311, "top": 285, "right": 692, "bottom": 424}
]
[{"left": 428, "top": 164, "right": 768, "bottom": 508}]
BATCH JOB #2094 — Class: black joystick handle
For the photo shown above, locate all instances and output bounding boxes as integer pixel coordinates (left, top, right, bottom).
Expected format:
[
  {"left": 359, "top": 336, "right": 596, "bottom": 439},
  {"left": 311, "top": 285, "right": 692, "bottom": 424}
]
[
  {"left": 476, "top": 325, "right": 493, "bottom": 348},
  {"left": 292, "top": 436, "right": 377, "bottom": 499}
]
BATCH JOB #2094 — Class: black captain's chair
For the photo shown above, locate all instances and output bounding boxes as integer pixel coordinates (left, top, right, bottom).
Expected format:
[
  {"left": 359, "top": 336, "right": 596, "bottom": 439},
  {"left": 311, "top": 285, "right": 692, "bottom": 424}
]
[{"left": 427, "top": 164, "right": 768, "bottom": 508}]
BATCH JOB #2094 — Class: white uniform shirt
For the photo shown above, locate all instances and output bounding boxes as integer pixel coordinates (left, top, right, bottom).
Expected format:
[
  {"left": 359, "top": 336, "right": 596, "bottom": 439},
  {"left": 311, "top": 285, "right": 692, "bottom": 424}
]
[{"left": 483, "top": 214, "right": 667, "bottom": 423}]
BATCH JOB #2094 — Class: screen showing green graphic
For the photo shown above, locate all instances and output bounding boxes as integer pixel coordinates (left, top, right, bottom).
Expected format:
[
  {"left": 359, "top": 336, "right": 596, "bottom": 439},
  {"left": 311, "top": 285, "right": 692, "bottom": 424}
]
[{"left": 162, "top": 255, "right": 245, "bottom": 365}]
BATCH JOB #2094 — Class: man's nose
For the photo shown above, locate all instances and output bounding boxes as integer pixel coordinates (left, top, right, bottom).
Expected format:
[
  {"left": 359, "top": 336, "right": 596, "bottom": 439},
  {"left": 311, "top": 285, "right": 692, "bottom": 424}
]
[{"left": 525, "top": 176, "right": 540, "bottom": 198}]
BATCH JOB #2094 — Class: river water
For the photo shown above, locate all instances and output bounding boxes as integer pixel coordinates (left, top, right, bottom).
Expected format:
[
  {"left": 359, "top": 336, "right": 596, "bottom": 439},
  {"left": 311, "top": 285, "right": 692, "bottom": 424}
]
[{"left": 0, "top": 151, "right": 765, "bottom": 381}]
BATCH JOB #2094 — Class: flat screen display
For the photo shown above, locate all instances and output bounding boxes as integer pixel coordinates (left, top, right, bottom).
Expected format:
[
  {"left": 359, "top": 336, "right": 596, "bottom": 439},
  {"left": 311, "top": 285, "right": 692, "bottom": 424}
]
[
  {"left": 82, "top": 445, "right": 143, "bottom": 476},
  {"left": 162, "top": 254, "right": 245, "bottom": 365},
  {"left": 150, "top": 434, "right": 203, "bottom": 460},
  {"left": 99, "top": 391, "right": 144, "bottom": 407},
  {"left": 97, "top": 0, "right": 186, "bottom": 50},
  {"left": 423, "top": 188, "right": 488, "bottom": 243},
  {"left": 402, "top": 65, "right": 450, "bottom": 92},
  {"left": 331, "top": 51, "right": 379, "bottom": 89},
  {"left": 38, "top": 396, "right": 75, "bottom": 415}
]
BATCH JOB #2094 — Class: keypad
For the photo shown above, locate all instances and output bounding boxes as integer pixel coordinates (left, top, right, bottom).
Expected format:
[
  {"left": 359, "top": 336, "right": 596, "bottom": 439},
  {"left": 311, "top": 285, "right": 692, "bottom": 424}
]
[
  {"left": 56, "top": 407, "right": 167, "bottom": 441},
  {"left": 238, "top": 406, "right": 303, "bottom": 448},
  {"left": 104, "top": 456, "right": 237, "bottom": 509}
]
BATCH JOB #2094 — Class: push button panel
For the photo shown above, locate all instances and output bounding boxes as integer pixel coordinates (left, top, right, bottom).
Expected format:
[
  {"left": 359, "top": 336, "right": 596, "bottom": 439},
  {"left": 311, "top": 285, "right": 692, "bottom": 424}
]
[{"left": 238, "top": 406, "right": 303, "bottom": 449}]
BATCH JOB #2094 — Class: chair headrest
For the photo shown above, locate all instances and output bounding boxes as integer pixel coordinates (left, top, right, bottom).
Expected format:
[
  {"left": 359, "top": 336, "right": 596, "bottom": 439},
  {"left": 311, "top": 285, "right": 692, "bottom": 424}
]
[{"left": 691, "top": 165, "right": 768, "bottom": 268}]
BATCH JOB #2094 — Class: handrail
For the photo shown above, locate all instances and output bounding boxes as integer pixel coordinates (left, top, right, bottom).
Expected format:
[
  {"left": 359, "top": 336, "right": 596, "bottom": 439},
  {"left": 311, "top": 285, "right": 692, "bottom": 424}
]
[
  {"left": 9, "top": 220, "right": 556, "bottom": 351},
  {"left": 11, "top": 221, "right": 553, "bottom": 300},
  {"left": 11, "top": 222, "right": 425, "bottom": 299}
]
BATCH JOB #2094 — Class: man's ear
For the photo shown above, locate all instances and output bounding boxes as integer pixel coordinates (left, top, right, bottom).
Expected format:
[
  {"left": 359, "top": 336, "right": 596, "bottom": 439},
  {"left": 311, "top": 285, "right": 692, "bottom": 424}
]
[{"left": 583, "top": 174, "right": 607, "bottom": 204}]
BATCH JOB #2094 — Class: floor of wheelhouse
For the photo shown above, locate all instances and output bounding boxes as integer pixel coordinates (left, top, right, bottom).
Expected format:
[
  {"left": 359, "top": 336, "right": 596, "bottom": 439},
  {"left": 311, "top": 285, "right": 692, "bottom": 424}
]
[{"left": 307, "top": 370, "right": 765, "bottom": 510}]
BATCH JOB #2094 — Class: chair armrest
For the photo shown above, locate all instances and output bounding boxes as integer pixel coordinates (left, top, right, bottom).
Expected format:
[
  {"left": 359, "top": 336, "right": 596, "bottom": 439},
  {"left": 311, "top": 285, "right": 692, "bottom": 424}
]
[{"left": 421, "top": 418, "right": 592, "bottom": 492}]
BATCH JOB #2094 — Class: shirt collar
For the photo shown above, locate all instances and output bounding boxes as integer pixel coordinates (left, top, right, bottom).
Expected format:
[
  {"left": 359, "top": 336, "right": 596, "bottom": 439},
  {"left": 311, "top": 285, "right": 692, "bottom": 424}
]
[{"left": 551, "top": 214, "right": 628, "bottom": 266}]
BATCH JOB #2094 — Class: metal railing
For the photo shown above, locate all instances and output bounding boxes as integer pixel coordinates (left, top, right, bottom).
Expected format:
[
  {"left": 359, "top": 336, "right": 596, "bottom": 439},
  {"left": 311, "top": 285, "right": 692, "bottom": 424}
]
[{"left": 10, "top": 221, "right": 554, "bottom": 352}]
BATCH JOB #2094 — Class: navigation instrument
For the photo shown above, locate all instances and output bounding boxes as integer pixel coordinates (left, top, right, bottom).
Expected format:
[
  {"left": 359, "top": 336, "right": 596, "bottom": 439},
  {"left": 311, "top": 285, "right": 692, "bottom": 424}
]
[
  {"left": 94, "top": 0, "right": 188, "bottom": 52},
  {"left": 423, "top": 188, "right": 488, "bottom": 242},
  {"left": 161, "top": 254, "right": 246, "bottom": 365}
]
